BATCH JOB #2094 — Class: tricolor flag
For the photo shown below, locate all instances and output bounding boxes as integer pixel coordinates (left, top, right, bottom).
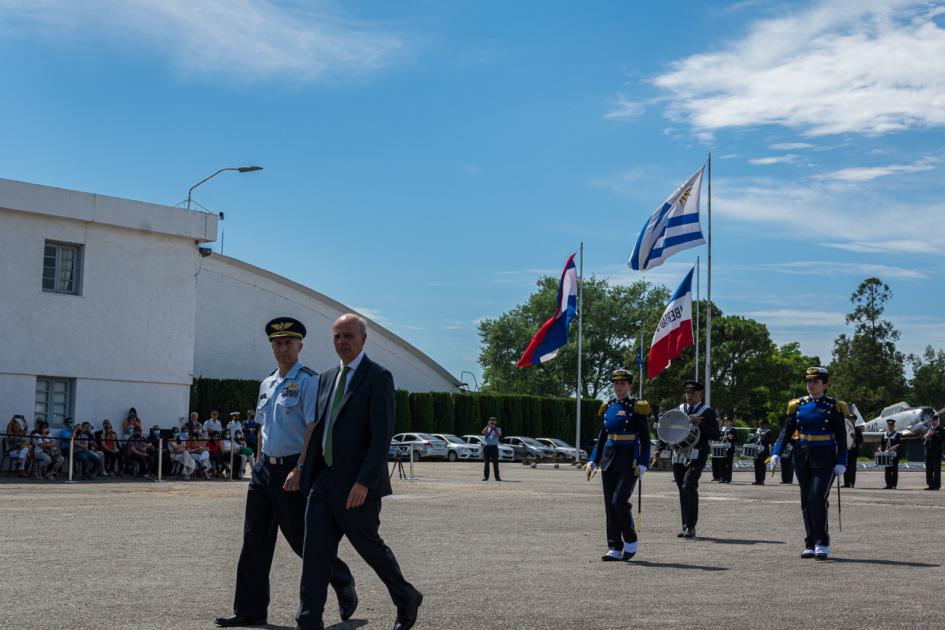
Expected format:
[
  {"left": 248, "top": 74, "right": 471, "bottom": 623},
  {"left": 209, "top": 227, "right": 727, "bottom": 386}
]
[
  {"left": 648, "top": 266, "right": 695, "bottom": 379},
  {"left": 516, "top": 253, "right": 578, "bottom": 367},
  {"left": 629, "top": 166, "right": 706, "bottom": 272}
]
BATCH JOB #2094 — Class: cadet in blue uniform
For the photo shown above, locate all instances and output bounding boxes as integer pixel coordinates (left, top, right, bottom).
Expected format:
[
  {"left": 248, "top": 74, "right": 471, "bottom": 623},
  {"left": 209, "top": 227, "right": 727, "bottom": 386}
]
[
  {"left": 652, "top": 380, "right": 719, "bottom": 539},
  {"left": 586, "top": 369, "right": 651, "bottom": 561},
  {"left": 879, "top": 418, "right": 902, "bottom": 489},
  {"left": 216, "top": 318, "right": 357, "bottom": 628},
  {"left": 769, "top": 367, "right": 848, "bottom": 560}
]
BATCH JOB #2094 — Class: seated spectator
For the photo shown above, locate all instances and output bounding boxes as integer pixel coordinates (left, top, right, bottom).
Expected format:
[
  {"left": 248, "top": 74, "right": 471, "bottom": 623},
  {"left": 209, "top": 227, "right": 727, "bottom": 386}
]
[
  {"left": 184, "top": 412, "right": 200, "bottom": 434},
  {"left": 243, "top": 411, "right": 259, "bottom": 454},
  {"left": 186, "top": 431, "right": 211, "bottom": 480},
  {"left": 58, "top": 417, "right": 76, "bottom": 451},
  {"left": 96, "top": 420, "right": 122, "bottom": 477},
  {"left": 147, "top": 425, "right": 162, "bottom": 475},
  {"left": 206, "top": 431, "right": 223, "bottom": 477},
  {"left": 72, "top": 423, "right": 102, "bottom": 480},
  {"left": 166, "top": 428, "right": 196, "bottom": 480},
  {"left": 123, "top": 407, "right": 142, "bottom": 437},
  {"left": 124, "top": 426, "right": 153, "bottom": 478},
  {"left": 232, "top": 430, "right": 255, "bottom": 480},
  {"left": 203, "top": 410, "right": 223, "bottom": 435},
  {"left": 225, "top": 412, "right": 243, "bottom": 440},
  {"left": 31, "top": 419, "right": 64, "bottom": 479},
  {"left": 81, "top": 422, "right": 106, "bottom": 476},
  {"left": 6, "top": 415, "right": 30, "bottom": 477}
]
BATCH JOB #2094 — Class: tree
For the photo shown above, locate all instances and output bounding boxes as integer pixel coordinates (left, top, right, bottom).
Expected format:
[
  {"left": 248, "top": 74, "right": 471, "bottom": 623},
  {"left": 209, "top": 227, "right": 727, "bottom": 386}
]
[
  {"left": 829, "top": 277, "right": 908, "bottom": 417},
  {"left": 478, "top": 276, "right": 668, "bottom": 397},
  {"left": 908, "top": 346, "right": 945, "bottom": 410}
]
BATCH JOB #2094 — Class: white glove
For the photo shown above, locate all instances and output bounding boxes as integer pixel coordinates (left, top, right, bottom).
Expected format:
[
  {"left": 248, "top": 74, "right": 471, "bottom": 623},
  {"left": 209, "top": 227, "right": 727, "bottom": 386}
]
[
  {"left": 636, "top": 465, "right": 647, "bottom": 479},
  {"left": 833, "top": 464, "right": 846, "bottom": 476},
  {"left": 585, "top": 461, "right": 598, "bottom": 481}
]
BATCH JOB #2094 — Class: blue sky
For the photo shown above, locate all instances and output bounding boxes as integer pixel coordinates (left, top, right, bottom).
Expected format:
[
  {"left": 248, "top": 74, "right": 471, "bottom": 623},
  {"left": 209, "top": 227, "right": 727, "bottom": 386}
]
[{"left": 2, "top": 0, "right": 943, "bottom": 386}]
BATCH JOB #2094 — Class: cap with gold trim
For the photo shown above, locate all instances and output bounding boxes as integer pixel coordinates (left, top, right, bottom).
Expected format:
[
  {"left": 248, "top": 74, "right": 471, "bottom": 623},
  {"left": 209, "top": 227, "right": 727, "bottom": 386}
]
[
  {"left": 265, "top": 317, "right": 306, "bottom": 341},
  {"left": 804, "top": 366, "right": 828, "bottom": 382},
  {"left": 610, "top": 368, "right": 634, "bottom": 383}
]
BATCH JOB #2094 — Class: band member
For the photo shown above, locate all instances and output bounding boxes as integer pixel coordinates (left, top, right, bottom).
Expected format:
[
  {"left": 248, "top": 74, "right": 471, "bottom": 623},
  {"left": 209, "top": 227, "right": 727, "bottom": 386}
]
[
  {"left": 586, "top": 369, "right": 651, "bottom": 561},
  {"left": 752, "top": 419, "right": 772, "bottom": 485},
  {"left": 652, "top": 380, "right": 720, "bottom": 539},
  {"left": 720, "top": 417, "right": 736, "bottom": 483},
  {"left": 880, "top": 418, "right": 901, "bottom": 489},
  {"left": 769, "top": 367, "right": 848, "bottom": 560},
  {"left": 843, "top": 414, "right": 863, "bottom": 488},
  {"left": 923, "top": 413, "right": 943, "bottom": 490},
  {"left": 777, "top": 423, "right": 797, "bottom": 485},
  {"left": 711, "top": 419, "right": 723, "bottom": 482}
]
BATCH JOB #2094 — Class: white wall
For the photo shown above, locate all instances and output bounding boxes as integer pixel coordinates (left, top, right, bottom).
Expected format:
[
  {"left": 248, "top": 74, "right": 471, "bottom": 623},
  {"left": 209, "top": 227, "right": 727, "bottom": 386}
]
[{"left": 195, "top": 255, "right": 459, "bottom": 392}]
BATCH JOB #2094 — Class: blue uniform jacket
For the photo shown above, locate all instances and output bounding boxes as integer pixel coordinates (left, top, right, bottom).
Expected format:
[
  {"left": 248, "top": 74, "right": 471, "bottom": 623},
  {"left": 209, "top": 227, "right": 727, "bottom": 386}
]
[{"left": 590, "top": 397, "right": 651, "bottom": 474}]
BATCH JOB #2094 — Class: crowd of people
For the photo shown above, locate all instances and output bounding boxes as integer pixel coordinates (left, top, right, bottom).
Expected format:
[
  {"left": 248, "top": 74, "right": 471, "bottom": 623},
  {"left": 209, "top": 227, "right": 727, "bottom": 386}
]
[{"left": 2, "top": 407, "right": 261, "bottom": 481}]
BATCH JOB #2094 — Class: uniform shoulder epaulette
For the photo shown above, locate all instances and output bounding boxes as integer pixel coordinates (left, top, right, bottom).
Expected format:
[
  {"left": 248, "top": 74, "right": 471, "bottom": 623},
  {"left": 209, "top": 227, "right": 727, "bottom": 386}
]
[
  {"left": 300, "top": 366, "right": 317, "bottom": 376},
  {"left": 633, "top": 400, "right": 650, "bottom": 415},
  {"left": 787, "top": 398, "right": 799, "bottom": 415},
  {"left": 598, "top": 402, "right": 608, "bottom": 417},
  {"left": 836, "top": 400, "right": 850, "bottom": 416}
]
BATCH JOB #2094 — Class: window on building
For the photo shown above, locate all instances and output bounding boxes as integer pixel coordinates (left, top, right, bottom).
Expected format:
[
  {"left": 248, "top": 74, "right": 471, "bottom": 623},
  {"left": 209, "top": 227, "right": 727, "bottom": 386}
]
[
  {"left": 42, "top": 241, "right": 83, "bottom": 295},
  {"left": 35, "top": 377, "right": 74, "bottom": 426}
]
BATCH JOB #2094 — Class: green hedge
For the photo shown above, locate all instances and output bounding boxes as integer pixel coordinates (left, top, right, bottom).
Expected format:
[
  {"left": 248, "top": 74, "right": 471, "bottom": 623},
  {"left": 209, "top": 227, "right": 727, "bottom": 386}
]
[
  {"left": 395, "top": 389, "right": 411, "bottom": 433},
  {"left": 190, "top": 377, "right": 259, "bottom": 420}
]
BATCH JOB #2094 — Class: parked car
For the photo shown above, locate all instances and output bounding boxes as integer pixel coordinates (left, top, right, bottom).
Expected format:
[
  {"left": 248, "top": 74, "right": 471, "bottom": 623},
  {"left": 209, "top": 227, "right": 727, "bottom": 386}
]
[
  {"left": 461, "top": 435, "right": 515, "bottom": 461},
  {"left": 390, "top": 432, "right": 449, "bottom": 461},
  {"left": 432, "top": 433, "right": 483, "bottom": 462},
  {"left": 536, "top": 437, "right": 588, "bottom": 462},
  {"left": 502, "top": 436, "right": 556, "bottom": 463}
]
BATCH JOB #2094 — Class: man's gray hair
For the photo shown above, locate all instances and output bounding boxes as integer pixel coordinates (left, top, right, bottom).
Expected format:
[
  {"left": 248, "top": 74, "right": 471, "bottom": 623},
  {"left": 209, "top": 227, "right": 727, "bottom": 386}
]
[{"left": 338, "top": 313, "right": 368, "bottom": 336}]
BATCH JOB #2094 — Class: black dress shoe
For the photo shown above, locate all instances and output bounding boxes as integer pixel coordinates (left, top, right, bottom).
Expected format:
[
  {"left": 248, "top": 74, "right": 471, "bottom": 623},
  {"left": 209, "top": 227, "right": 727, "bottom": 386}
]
[
  {"left": 622, "top": 551, "right": 636, "bottom": 560},
  {"left": 215, "top": 614, "right": 268, "bottom": 627},
  {"left": 677, "top": 527, "right": 687, "bottom": 538},
  {"left": 601, "top": 552, "right": 622, "bottom": 561},
  {"left": 338, "top": 583, "right": 358, "bottom": 621},
  {"left": 683, "top": 528, "right": 696, "bottom": 539},
  {"left": 393, "top": 591, "right": 423, "bottom": 630}
]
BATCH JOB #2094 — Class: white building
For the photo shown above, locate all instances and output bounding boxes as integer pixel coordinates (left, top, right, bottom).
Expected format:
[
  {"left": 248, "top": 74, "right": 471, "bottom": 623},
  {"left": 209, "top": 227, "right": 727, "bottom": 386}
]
[{"left": 0, "top": 178, "right": 458, "bottom": 429}]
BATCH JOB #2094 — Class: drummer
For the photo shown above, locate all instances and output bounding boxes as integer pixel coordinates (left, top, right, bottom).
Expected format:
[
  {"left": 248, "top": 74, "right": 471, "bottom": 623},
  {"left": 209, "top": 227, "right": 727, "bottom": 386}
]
[
  {"left": 751, "top": 419, "right": 772, "bottom": 485},
  {"left": 879, "top": 418, "right": 901, "bottom": 489},
  {"left": 586, "top": 369, "right": 651, "bottom": 561},
  {"left": 719, "top": 416, "right": 736, "bottom": 483},
  {"left": 651, "top": 380, "right": 720, "bottom": 539},
  {"left": 768, "top": 367, "right": 848, "bottom": 560}
]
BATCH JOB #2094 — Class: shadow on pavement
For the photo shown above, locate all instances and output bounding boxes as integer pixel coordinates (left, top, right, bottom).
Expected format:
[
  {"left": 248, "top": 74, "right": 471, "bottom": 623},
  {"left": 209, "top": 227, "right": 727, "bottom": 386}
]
[
  {"left": 633, "top": 560, "right": 728, "bottom": 572},
  {"left": 828, "top": 557, "right": 940, "bottom": 568},
  {"left": 697, "top": 536, "right": 786, "bottom": 546}
]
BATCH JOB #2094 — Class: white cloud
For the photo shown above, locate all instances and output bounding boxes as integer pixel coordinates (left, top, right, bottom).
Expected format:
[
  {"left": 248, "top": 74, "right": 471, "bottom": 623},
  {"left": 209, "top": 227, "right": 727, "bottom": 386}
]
[
  {"left": 770, "top": 142, "right": 815, "bottom": 150},
  {"left": 652, "top": 1, "right": 945, "bottom": 137},
  {"left": 815, "top": 157, "right": 937, "bottom": 182},
  {"left": 749, "top": 154, "right": 803, "bottom": 166},
  {"left": 745, "top": 309, "right": 846, "bottom": 327},
  {"left": 754, "top": 261, "right": 927, "bottom": 281},
  {"left": 0, "top": 0, "right": 404, "bottom": 81},
  {"left": 604, "top": 93, "right": 647, "bottom": 120}
]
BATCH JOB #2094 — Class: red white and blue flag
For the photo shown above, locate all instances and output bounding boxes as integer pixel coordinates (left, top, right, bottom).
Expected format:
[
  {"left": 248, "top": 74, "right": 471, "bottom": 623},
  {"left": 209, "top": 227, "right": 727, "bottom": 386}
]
[
  {"left": 648, "top": 266, "right": 695, "bottom": 379},
  {"left": 516, "top": 253, "right": 578, "bottom": 367}
]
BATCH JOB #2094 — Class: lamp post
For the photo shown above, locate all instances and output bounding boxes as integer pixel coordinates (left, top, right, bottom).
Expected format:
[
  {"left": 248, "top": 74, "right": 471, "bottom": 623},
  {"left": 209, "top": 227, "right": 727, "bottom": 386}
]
[
  {"left": 460, "top": 371, "right": 480, "bottom": 392},
  {"left": 186, "top": 165, "right": 263, "bottom": 211}
]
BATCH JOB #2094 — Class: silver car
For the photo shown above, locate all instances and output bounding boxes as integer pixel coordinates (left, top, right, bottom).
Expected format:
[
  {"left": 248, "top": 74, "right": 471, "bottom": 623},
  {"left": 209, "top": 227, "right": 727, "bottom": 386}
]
[
  {"left": 391, "top": 432, "right": 449, "bottom": 461},
  {"left": 432, "top": 433, "right": 483, "bottom": 462},
  {"left": 461, "top": 434, "right": 515, "bottom": 461},
  {"left": 537, "top": 438, "right": 588, "bottom": 462}
]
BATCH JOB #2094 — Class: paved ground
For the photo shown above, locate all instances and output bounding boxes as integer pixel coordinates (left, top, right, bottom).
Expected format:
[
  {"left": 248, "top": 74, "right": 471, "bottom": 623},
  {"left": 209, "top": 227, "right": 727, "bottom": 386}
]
[{"left": 1, "top": 463, "right": 942, "bottom": 629}]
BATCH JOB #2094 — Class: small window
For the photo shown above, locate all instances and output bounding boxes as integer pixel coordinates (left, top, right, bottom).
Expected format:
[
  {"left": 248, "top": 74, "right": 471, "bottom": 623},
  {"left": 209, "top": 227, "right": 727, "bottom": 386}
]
[
  {"left": 42, "top": 241, "right": 83, "bottom": 295},
  {"left": 35, "top": 377, "right": 75, "bottom": 426}
]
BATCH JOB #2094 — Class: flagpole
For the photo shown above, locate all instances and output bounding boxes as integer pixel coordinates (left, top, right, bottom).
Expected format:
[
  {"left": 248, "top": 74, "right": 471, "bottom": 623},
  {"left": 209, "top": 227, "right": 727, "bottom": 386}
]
[
  {"left": 704, "top": 153, "right": 712, "bottom": 406},
  {"left": 693, "top": 256, "right": 702, "bottom": 381},
  {"left": 575, "top": 242, "right": 583, "bottom": 463}
]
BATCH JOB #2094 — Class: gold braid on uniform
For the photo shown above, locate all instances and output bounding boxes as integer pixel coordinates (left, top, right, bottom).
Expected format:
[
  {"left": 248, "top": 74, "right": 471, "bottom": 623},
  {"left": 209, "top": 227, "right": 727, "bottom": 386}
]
[
  {"left": 598, "top": 402, "right": 608, "bottom": 418},
  {"left": 787, "top": 398, "right": 799, "bottom": 416},
  {"left": 633, "top": 400, "right": 650, "bottom": 415}
]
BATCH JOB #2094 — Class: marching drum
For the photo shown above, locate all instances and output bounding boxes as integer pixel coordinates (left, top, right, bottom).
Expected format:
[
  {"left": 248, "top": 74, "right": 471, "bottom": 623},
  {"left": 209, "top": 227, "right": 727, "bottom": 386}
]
[
  {"left": 874, "top": 451, "right": 895, "bottom": 467},
  {"left": 781, "top": 443, "right": 794, "bottom": 458},
  {"left": 657, "top": 409, "right": 701, "bottom": 450},
  {"left": 741, "top": 443, "right": 761, "bottom": 458},
  {"left": 710, "top": 441, "right": 728, "bottom": 459}
]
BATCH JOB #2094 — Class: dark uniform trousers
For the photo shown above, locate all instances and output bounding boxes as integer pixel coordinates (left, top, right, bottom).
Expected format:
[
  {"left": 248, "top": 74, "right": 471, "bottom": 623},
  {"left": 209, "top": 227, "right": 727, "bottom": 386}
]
[
  {"left": 927, "top": 455, "right": 942, "bottom": 490},
  {"left": 234, "top": 459, "right": 354, "bottom": 618},
  {"left": 780, "top": 453, "right": 794, "bottom": 484},
  {"left": 297, "top": 468, "right": 416, "bottom": 629},
  {"left": 601, "top": 469, "right": 637, "bottom": 549},
  {"left": 483, "top": 444, "right": 500, "bottom": 480},
  {"left": 885, "top": 459, "right": 899, "bottom": 488},
  {"left": 711, "top": 453, "right": 722, "bottom": 481},
  {"left": 794, "top": 459, "right": 834, "bottom": 549},
  {"left": 721, "top": 448, "right": 734, "bottom": 483},
  {"left": 843, "top": 448, "right": 858, "bottom": 487},
  {"left": 673, "top": 453, "right": 707, "bottom": 529},
  {"left": 754, "top": 453, "right": 767, "bottom": 484}
]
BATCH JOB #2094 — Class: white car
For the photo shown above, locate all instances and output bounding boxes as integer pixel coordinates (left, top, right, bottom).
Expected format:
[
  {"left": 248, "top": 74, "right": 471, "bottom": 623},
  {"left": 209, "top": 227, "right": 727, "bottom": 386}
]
[
  {"left": 461, "top": 435, "right": 515, "bottom": 461},
  {"left": 537, "top": 437, "right": 588, "bottom": 462},
  {"left": 391, "top": 432, "right": 449, "bottom": 461},
  {"left": 432, "top": 433, "right": 483, "bottom": 462}
]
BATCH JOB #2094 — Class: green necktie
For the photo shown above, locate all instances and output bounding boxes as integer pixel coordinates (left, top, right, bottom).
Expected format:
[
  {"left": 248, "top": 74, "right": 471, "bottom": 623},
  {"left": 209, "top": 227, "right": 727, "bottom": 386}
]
[{"left": 324, "top": 365, "right": 350, "bottom": 467}]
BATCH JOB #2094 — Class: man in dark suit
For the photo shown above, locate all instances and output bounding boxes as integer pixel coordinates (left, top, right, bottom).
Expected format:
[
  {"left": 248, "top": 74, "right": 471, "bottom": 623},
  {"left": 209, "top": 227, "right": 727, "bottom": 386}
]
[
  {"left": 291, "top": 314, "right": 422, "bottom": 630},
  {"left": 923, "top": 413, "right": 943, "bottom": 490}
]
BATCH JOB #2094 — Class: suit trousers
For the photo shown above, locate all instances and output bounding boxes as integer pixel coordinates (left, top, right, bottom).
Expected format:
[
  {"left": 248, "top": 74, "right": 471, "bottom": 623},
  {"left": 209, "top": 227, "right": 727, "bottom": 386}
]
[
  {"left": 926, "top": 455, "right": 941, "bottom": 489},
  {"left": 297, "top": 468, "right": 417, "bottom": 629},
  {"left": 754, "top": 456, "right": 767, "bottom": 484},
  {"left": 795, "top": 464, "right": 834, "bottom": 549},
  {"left": 711, "top": 456, "right": 722, "bottom": 480},
  {"left": 721, "top": 451, "right": 734, "bottom": 483},
  {"left": 780, "top": 455, "right": 794, "bottom": 484},
  {"left": 482, "top": 444, "right": 500, "bottom": 480},
  {"left": 601, "top": 469, "right": 637, "bottom": 549},
  {"left": 234, "top": 460, "right": 354, "bottom": 618},
  {"left": 672, "top": 455, "right": 706, "bottom": 529},
  {"left": 843, "top": 449, "right": 857, "bottom": 486},
  {"left": 885, "top": 461, "right": 899, "bottom": 488}
]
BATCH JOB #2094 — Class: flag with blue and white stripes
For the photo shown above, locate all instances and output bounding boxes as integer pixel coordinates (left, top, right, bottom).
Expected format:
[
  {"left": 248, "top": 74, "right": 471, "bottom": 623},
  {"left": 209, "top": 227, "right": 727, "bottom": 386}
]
[{"left": 628, "top": 165, "right": 706, "bottom": 271}]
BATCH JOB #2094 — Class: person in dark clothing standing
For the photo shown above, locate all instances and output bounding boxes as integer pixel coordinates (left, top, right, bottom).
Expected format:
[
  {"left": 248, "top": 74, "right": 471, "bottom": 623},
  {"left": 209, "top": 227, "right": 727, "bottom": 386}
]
[
  {"left": 843, "top": 416, "right": 863, "bottom": 488},
  {"left": 751, "top": 420, "right": 772, "bottom": 485},
  {"left": 880, "top": 419, "right": 902, "bottom": 489},
  {"left": 719, "top": 416, "right": 736, "bottom": 483},
  {"left": 923, "top": 413, "right": 943, "bottom": 490},
  {"left": 652, "top": 380, "right": 720, "bottom": 539},
  {"left": 586, "top": 369, "right": 651, "bottom": 561},
  {"left": 778, "top": 423, "right": 796, "bottom": 485},
  {"left": 481, "top": 417, "right": 502, "bottom": 481}
]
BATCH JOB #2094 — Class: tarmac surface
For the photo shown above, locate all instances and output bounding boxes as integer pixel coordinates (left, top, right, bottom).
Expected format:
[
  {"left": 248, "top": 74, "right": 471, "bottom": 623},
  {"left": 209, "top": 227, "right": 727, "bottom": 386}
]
[{"left": 1, "top": 463, "right": 943, "bottom": 629}]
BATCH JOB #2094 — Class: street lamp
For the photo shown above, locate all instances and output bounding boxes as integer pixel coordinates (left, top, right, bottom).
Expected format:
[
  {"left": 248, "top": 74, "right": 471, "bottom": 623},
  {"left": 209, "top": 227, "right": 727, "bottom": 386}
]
[
  {"left": 186, "top": 165, "right": 263, "bottom": 211},
  {"left": 460, "top": 371, "right": 480, "bottom": 392}
]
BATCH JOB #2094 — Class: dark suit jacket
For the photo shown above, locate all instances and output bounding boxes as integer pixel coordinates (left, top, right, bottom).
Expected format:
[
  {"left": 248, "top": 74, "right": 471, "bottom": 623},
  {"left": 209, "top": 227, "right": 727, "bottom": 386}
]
[{"left": 300, "top": 355, "right": 395, "bottom": 498}]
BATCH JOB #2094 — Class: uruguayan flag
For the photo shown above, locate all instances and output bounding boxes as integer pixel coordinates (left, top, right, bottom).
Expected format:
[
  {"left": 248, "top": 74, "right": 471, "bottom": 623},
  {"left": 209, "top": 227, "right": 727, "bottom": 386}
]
[{"left": 628, "top": 166, "right": 706, "bottom": 271}]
